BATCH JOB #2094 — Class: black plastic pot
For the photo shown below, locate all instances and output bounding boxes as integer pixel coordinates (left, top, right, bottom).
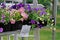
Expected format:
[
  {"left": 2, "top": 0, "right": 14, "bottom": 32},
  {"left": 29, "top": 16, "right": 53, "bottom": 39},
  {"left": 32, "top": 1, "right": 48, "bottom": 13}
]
[
  {"left": 10, "top": 21, "right": 22, "bottom": 31},
  {"left": 0, "top": 21, "right": 22, "bottom": 32}
]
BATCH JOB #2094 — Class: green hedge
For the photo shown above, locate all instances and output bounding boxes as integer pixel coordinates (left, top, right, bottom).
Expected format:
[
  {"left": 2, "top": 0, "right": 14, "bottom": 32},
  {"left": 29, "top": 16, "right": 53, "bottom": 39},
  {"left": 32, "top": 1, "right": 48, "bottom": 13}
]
[
  {"left": 0, "top": 0, "right": 4, "bottom": 3},
  {"left": 26, "top": 0, "right": 33, "bottom": 3},
  {"left": 26, "top": 0, "right": 51, "bottom": 8}
]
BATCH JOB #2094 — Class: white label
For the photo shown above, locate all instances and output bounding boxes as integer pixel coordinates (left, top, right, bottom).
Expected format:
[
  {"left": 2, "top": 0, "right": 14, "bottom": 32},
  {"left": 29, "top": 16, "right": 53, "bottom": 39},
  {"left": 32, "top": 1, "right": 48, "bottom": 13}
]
[{"left": 20, "top": 25, "right": 31, "bottom": 37}]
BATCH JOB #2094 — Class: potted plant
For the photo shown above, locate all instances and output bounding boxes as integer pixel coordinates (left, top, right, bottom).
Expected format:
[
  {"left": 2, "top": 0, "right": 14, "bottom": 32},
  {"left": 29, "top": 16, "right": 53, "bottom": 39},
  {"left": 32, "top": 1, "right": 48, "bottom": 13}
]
[{"left": 0, "top": 3, "right": 54, "bottom": 32}]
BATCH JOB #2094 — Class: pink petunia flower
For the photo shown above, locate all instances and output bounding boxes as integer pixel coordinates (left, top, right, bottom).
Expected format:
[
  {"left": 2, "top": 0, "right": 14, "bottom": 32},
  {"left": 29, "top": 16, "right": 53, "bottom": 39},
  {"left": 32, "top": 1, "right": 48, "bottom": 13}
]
[
  {"left": 18, "top": 7, "right": 25, "bottom": 13},
  {"left": 21, "top": 12, "right": 28, "bottom": 19},
  {"left": 10, "top": 18, "right": 15, "bottom": 24}
]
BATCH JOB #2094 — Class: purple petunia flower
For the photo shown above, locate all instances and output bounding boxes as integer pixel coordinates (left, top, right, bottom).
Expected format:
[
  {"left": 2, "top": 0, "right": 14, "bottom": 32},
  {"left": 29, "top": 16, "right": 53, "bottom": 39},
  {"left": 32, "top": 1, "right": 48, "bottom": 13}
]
[
  {"left": 17, "top": 3, "right": 24, "bottom": 9},
  {"left": 39, "top": 7, "right": 45, "bottom": 11},
  {"left": 0, "top": 19, "right": 5, "bottom": 23},
  {"left": 38, "top": 24, "right": 43, "bottom": 28},
  {"left": 34, "top": 8, "right": 39, "bottom": 12},
  {"left": 10, "top": 4, "right": 17, "bottom": 9},
  {"left": 0, "top": 28, "right": 3, "bottom": 32},
  {"left": 10, "top": 3, "right": 24, "bottom": 9},
  {"left": 1, "top": 3, "right": 6, "bottom": 8},
  {"left": 18, "top": 3, "right": 24, "bottom": 7},
  {"left": 26, "top": 4, "right": 31, "bottom": 11},
  {"left": 1, "top": 14, "right": 5, "bottom": 19},
  {"left": 40, "top": 11, "right": 47, "bottom": 16},
  {"left": 30, "top": 20, "right": 36, "bottom": 24}
]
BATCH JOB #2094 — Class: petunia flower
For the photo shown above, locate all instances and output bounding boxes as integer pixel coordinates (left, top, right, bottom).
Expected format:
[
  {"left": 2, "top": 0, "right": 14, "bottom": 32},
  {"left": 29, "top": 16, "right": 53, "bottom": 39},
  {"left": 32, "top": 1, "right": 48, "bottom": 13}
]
[
  {"left": 37, "top": 24, "right": 43, "bottom": 28},
  {"left": 39, "top": 7, "right": 46, "bottom": 11},
  {"left": 0, "top": 28, "right": 3, "bottom": 32},
  {"left": 30, "top": 20, "right": 36, "bottom": 24},
  {"left": 0, "top": 19, "right": 5, "bottom": 23},
  {"left": 1, "top": 3, "right": 6, "bottom": 8},
  {"left": 10, "top": 18, "right": 15, "bottom": 24},
  {"left": 33, "top": 8, "right": 39, "bottom": 12},
  {"left": 17, "top": 3, "right": 24, "bottom": 8},
  {"left": 25, "top": 4, "right": 31, "bottom": 12},
  {"left": 21, "top": 12, "right": 28, "bottom": 19},
  {"left": 1, "top": 14, "right": 6, "bottom": 19},
  {"left": 40, "top": 11, "right": 47, "bottom": 16},
  {"left": 11, "top": 4, "right": 17, "bottom": 9}
]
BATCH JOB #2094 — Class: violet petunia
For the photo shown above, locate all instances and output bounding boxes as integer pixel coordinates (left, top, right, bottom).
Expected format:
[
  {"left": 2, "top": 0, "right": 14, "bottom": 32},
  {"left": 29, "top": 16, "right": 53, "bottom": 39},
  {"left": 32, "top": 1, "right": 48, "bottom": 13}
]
[
  {"left": 34, "top": 8, "right": 39, "bottom": 12},
  {"left": 0, "top": 28, "right": 3, "bottom": 32},
  {"left": 1, "top": 3, "right": 6, "bottom": 8},
  {"left": 1, "top": 14, "right": 6, "bottom": 19},
  {"left": 30, "top": 20, "right": 36, "bottom": 24},
  {"left": 38, "top": 24, "right": 43, "bottom": 28},
  {"left": 17, "top": 3, "right": 24, "bottom": 9},
  {"left": 0, "top": 19, "right": 5, "bottom": 23},
  {"left": 39, "top": 7, "right": 45, "bottom": 11},
  {"left": 11, "top": 4, "right": 17, "bottom": 9},
  {"left": 26, "top": 4, "right": 31, "bottom": 12},
  {"left": 40, "top": 11, "right": 47, "bottom": 16}
]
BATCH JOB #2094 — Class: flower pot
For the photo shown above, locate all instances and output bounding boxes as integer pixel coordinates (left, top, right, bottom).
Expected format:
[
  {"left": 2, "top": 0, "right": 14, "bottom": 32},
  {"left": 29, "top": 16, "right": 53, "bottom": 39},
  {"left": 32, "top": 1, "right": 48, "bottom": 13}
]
[
  {"left": 15, "top": 21, "right": 22, "bottom": 30},
  {"left": 3, "top": 23, "right": 11, "bottom": 32},
  {"left": 0, "top": 21, "right": 23, "bottom": 32}
]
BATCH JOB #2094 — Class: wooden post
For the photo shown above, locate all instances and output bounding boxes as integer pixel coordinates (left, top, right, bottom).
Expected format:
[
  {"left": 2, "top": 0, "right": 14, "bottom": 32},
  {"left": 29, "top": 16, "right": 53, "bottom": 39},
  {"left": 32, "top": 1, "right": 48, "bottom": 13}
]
[
  {"left": 22, "top": 0, "right": 27, "bottom": 40},
  {"left": 7, "top": 35, "right": 10, "bottom": 40},
  {"left": 34, "top": 28, "right": 40, "bottom": 40},
  {"left": 33, "top": 0, "right": 38, "bottom": 7},
  {"left": 14, "top": 33, "right": 18, "bottom": 40},
  {"left": 0, "top": 36, "right": 1, "bottom": 40},
  {"left": 21, "top": 37, "right": 24, "bottom": 40},
  {"left": 23, "top": 0, "right": 26, "bottom": 4},
  {"left": 0, "top": 36, "right": 3, "bottom": 40},
  {"left": 33, "top": 0, "right": 40, "bottom": 40},
  {"left": 52, "top": 0, "right": 57, "bottom": 40},
  {"left": 4, "top": 0, "right": 6, "bottom": 3}
]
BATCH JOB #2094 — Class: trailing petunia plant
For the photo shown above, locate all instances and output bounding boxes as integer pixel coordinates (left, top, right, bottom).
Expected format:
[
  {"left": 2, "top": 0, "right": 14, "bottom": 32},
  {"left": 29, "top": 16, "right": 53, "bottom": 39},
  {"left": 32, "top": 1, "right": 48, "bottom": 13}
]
[
  {"left": 27, "top": 5, "right": 54, "bottom": 28},
  {"left": 0, "top": 3, "right": 54, "bottom": 29},
  {"left": 0, "top": 8, "right": 10, "bottom": 25}
]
